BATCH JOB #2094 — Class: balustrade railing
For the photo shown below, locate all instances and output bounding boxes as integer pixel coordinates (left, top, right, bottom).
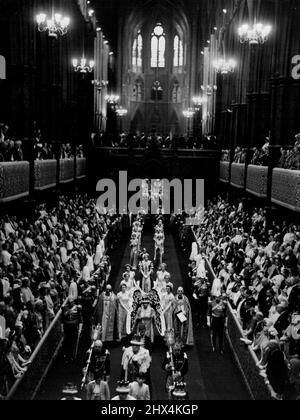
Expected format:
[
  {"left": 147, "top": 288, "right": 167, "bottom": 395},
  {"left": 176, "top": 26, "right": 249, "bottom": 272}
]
[
  {"left": 34, "top": 159, "right": 57, "bottom": 191},
  {"left": 230, "top": 163, "right": 246, "bottom": 189},
  {"left": 246, "top": 165, "right": 268, "bottom": 198},
  {"left": 0, "top": 162, "right": 30, "bottom": 203},
  {"left": 272, "top": 168, "right": 300, "bottom": 211}
]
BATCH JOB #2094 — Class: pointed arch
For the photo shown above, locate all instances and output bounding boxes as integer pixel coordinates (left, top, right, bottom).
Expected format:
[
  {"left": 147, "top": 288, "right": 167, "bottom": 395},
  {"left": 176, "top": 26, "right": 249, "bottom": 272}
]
[
  {"left": 133, "top": 76, "right": 144, "bottom": 102},
  {"left": 151, "top": 81, "right": 163, "bottom": 101},
  {"left": 151, "top": 23, "right": 166, "bottom": 68},
  {"left": 173, "top": 34, "right": 184, "bottom": 71},
  {"left": 132, "top": 31, "right": 143, "bottom": 72},
  {"left": 170, "top": 110, "right": 180, "bottom": 136},
  {"left": 131, "top": 109, "right": 144, "bottom": 133},
  {"left": 171, "top": 79, "right": 182, "bottom": 103}
]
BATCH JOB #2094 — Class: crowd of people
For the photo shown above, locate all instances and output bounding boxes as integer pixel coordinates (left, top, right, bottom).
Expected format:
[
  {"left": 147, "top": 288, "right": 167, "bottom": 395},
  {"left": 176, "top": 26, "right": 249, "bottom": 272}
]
[
  {"left": 60, "top": 216, "right": 193, "bottom": 401},
  {"left": 93, "top": 131, "right": 218, "bottom": 150},
  {"left": 0, "top": 123, "right": 85, "bottom": 163},
  {"left": 0, "top": 194, "right": 126, "bottom": 398},
  {"left": 3, "top": 192, "right": 300, "bottom": 400},
  {"left": 277, "top": 134, "right": 300, "bottom": 170},
  {"left": 189, "top": 197, "right": 300, "bottom": 400},
  {"left": 0, "top": 208, "right": 194, "bottom": 400},
  {"left": 0, "top": 123, "right": 24, "bottom": 162},
  {"left": 227, "top": 133, "right": 300, "bottom": 170}
]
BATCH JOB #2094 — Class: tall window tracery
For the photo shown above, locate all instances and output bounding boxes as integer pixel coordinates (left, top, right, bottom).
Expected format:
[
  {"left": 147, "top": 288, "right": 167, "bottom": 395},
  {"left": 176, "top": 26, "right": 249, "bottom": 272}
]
[
  {"left": 151, "top": 24, "right": 166, "bottom": 68},
  {"left": 132, "top": 31, "right": 143, "bottom": 72},
  {"left": 173, "top": 34, "right": 184, "bottom": 69}
]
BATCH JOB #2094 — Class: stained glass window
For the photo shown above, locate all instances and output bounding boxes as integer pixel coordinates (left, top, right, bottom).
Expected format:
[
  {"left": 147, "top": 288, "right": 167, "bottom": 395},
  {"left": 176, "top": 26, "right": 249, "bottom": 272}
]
[
  {"left": 174, "top": 35, "right": 184, "bottom": 69},
  {"left": 132, "top": 32, "right": 143, "bottom": 72},
  {"left": 151, "top": 24, "right": 166, "bottom": 68}
]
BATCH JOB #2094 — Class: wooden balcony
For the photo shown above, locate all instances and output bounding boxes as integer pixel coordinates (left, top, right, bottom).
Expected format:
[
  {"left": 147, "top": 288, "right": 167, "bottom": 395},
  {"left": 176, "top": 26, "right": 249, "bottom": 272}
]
[
  {"left": 230, "top": 163, "right": 245, "bottom": 189},
  {"left": 219, "top": 161, "right": 230, "bottom": 183},
  {"left": 0, "top": 162, "right": 30, "bottom": 203},
  {"left": 272, "top": 168, "right": 300, "bottom": 211},
  {"left": 34, "top": 160, "right": 57, "bottom": 191},
  {"left": 76, "top": 157, "right": 87, "bottom": 179},
  {"left": 246, "top": 165, "right": 268, "bottom": 198},
  {"left": 59, "top": 159, "right": 75, "bottom": 184}
]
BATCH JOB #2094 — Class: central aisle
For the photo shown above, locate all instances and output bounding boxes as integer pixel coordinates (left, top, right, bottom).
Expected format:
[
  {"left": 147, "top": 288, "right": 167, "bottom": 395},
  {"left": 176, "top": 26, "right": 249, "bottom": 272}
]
[
  {"left": 138, "top": 228, "right": 207, "bottom": 400},
  {"left": 36, "top": 224, "right": 249, "bottom": 400}
]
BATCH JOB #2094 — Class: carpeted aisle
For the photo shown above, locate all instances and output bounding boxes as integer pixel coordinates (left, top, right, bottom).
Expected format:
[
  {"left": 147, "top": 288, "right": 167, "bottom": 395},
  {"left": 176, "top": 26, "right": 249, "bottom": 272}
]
[
  {"left": 35, "top": 224, "right": 249, "bottom": 401},
  {"left": 140, "top": 229, "right": 207, "bottom": 400},
  {"left": 174, "top": 232, "right": 250, "bottom": 400}
]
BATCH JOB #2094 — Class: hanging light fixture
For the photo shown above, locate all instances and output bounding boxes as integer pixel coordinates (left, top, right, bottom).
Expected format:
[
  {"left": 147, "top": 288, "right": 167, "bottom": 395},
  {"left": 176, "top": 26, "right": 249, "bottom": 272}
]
[
  {"left": 238, "top": 22, "right": 272, "bottom": 45},
  {"left": 72, "top": 57, "right": 95, "bottom": 73},
  {"left": 183, "top": 108, "right": 195, "bottom": 119},
  {"left": 213, "top": 58, "right": 237, "bottom": 74},
  {"left": 105, "top": 94, "right": 120, "bottom": 104},
  {"left": 192, "top": 96, "right": 207, "bottom": 106},
  {"left": 192, "top": 96, "right": 207, "bottom": 112},
  {"left": 92, "top": 80, "right": 109, "bottom": 91},
  {"left": 116, "top": 107, "right": 128, "bottom": 117},
  {"left": 36, "top": 12, "right": 70, "bottom": 38},
  {"left": 201, "top": 85, "right": 218, "bottom": 96}
]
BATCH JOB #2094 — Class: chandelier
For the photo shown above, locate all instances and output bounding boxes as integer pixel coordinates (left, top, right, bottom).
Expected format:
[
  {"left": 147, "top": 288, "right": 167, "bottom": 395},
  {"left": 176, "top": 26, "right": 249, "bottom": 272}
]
[
  {"left": 201, "top": 85, "right": 217, "bottom": 96},
  {"left": 92, "top": 80, "right": 109, "bottom": 91},
  {"left": 238, "top": 23, "right": 272, "bottom": 45},
  {"left": 36, "top": 12, "right": 70, "bottom": 38},
  {"left": 183, "top": 109, "right": 195, "bottom": 119},
  {"left": 105, "top": 94, "right": 120, "bottom": 104},
  {"left": 72, "top": 57, "right": 95, "bottom": 73},
  {"left": 116, "top": 107, "right": 128, "bottom": 117},
  {"left": 213, "top": 58, "right": 237, "bottom": 74},
  {"left": 192, "top": 96, "right": 207, "bottom": 106}
]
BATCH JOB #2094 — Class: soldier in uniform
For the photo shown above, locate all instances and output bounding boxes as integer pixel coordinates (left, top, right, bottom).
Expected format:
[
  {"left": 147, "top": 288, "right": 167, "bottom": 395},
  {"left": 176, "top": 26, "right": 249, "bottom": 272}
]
[
  {"left": 63, "top": 299, "right": 83, "bottom": 362},
  {"left": 85, "top": 340, "right": 110, "bottom": 383},
  {"left": 79, "top": 284, "right": 97, "bottom": 331},
  {"left": 209, "top": 295, "right": 227, "bottom": 354},
  {"left": 162, "top": 342, "right": 188, "bottom": 399}
]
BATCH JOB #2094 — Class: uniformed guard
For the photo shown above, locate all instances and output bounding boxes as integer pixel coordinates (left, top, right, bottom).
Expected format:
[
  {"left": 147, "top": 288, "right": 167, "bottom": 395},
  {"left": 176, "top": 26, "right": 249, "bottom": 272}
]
[
  {"left": 162, "top": 342, "right": 188, "bottom": 399},
  {"left": 209, "top": 295, "right": 227, "bottom": 354},
  {"left": 62, "top": 299, "right": 83, "bottom": 362},
  {"left": 84, "top": 339, "right": 110, "bottom": 384}
]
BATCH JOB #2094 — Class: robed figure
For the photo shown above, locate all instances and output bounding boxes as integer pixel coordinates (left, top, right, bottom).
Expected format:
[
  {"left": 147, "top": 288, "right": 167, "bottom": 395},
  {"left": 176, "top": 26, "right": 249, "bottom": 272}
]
[
  {"left": 173, "top": 287, "right": 194, "bottom": 346},
  {"left": 134, "top": 298, "right": 156, "bottom": 343},
  {"left": 139, "top": 254, "right": 153, "bottom": 293},
  {"left": 94, "top": 285, "right": 117, "bottom": 342},
  {"left": 121, "top": 335, "right": 152, "bottom": 383}
]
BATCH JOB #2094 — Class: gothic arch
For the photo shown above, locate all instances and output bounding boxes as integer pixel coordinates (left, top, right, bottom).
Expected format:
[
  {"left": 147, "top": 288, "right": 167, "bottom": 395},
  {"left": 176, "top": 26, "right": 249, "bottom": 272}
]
[
  {"left": 170, "top": 110, "right": 180, "bottom": 136},
  {"left": 170, "top": 77, "right": 182, "bottom": 103},
  {"left": 123, "top": 0, "right": 190, "bottom": 75},
  {"left": 130, "top": 109, "right": 144, "bottom": 133},
  {"left": 133, "top": 76, "right": 144, "bottom": 102}
]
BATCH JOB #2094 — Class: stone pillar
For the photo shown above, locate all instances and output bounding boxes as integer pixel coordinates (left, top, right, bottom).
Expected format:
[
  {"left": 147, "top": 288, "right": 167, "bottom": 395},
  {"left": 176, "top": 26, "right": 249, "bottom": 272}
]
[{"left": 246, "top": 92, "right": 271, "bottom": 148}]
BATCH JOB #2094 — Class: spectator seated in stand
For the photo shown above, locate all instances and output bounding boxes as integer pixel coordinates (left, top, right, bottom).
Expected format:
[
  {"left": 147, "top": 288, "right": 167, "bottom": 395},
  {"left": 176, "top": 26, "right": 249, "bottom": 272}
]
[
  {"left": 0, "top": 194, "right": 124, "bottom": 398},
  {"left": 189, "top": 196, "right": 300, "bottom": 400}
]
